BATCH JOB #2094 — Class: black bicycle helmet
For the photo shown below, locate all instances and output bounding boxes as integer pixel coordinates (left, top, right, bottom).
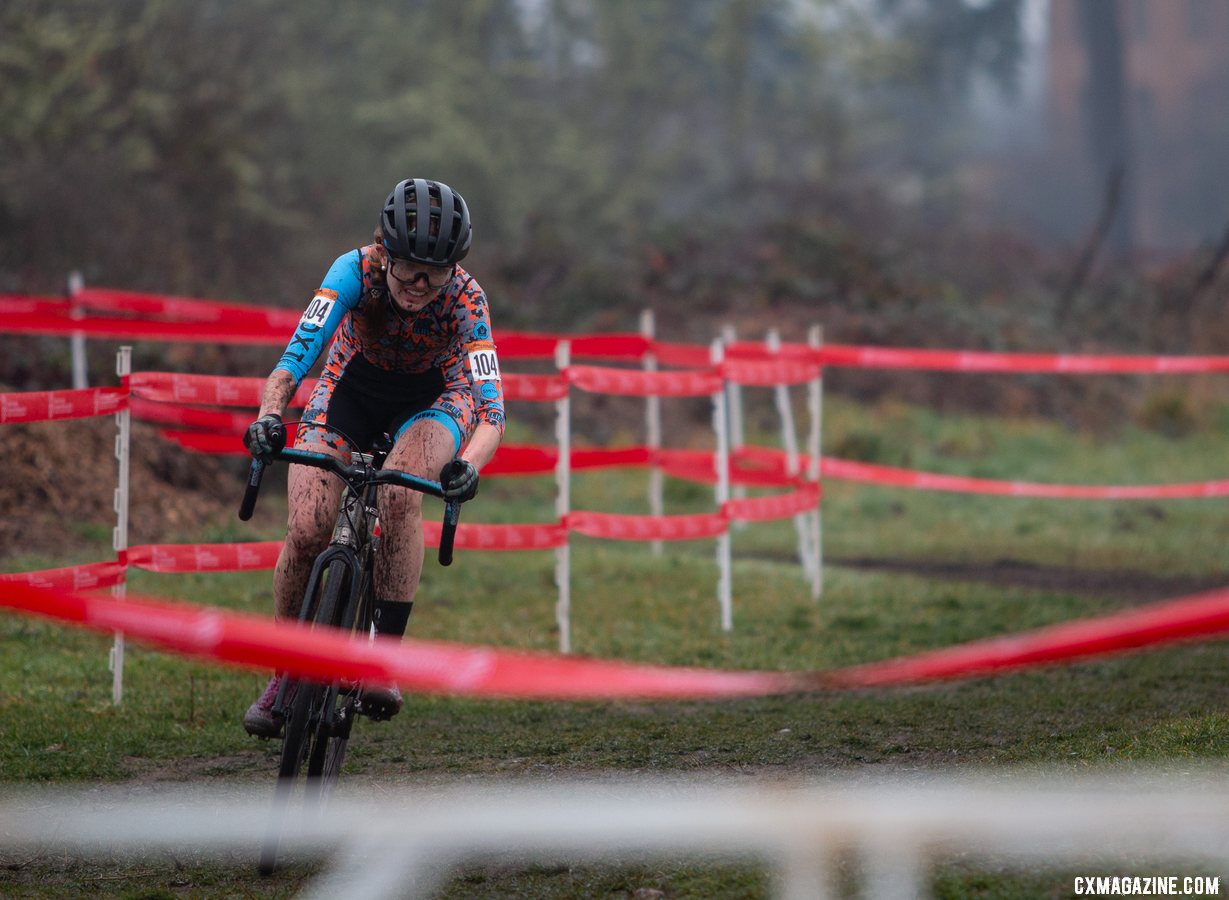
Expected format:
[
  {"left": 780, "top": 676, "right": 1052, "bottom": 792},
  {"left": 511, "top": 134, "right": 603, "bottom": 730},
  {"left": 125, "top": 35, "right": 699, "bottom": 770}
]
[{"left": 380, "top": 178, "right": 472, "bottom": 266}]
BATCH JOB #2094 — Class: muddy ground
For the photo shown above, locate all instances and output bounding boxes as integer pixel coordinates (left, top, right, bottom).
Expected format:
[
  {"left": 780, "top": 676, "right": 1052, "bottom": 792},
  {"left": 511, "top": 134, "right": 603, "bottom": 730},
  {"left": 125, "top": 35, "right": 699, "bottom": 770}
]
[{"left": 0, "top": 418, "right": 259, "bottom": 555}]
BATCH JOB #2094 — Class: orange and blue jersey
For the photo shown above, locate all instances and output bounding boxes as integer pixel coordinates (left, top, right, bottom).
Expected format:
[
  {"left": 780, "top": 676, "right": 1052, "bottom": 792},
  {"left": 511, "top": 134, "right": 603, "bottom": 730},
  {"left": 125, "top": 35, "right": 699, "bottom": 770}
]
[{"left": 273, "top": 243, "right": 504, "bottom": 454}]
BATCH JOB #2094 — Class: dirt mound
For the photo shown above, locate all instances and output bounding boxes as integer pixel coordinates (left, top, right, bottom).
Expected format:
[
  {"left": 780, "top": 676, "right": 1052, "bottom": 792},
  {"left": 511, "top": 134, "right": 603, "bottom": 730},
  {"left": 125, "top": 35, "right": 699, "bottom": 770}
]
[{"left": 0, "top": 418, "right": 246, "bottom": 558}]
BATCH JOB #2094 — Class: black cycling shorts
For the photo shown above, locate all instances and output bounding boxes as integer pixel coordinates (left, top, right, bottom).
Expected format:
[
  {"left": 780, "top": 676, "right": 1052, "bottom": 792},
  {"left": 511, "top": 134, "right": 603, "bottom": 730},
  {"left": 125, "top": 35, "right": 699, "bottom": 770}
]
[{"left": 298, "top": 353, "right": 449, "bottom": 454}]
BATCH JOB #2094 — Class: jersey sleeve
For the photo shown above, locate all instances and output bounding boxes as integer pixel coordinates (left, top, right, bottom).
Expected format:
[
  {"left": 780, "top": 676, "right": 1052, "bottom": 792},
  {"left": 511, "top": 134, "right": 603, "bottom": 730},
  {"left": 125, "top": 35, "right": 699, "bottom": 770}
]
[
  {"left": 441, "top": 280, "right": 505, "bottom": 436},
  {"left": 272, "top": 251, "right": 364, "bottom": 383}
]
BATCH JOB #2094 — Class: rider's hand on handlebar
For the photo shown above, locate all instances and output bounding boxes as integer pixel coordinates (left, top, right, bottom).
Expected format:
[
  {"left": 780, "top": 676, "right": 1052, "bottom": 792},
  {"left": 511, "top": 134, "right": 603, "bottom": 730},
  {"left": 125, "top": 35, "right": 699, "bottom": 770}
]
[
  {"left": 243, "top": 413, "right": 286, "bottom": 461},
  {"left": 439, "top": 458, "right": 479, "bottom": 502}
]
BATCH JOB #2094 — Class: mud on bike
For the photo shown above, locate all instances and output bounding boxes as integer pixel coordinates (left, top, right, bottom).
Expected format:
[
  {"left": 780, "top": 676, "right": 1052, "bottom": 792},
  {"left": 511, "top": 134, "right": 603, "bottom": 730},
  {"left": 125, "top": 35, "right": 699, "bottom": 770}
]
[{"left": 237, "top": 431, "right": 463, "bottom": 873}]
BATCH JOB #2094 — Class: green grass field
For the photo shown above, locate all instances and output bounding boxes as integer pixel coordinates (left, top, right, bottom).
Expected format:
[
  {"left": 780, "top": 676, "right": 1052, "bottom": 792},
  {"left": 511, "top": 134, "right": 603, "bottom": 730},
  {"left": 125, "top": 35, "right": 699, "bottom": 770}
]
[{"left": 2, "top": 396, "right": 1228, "bottom": 898}]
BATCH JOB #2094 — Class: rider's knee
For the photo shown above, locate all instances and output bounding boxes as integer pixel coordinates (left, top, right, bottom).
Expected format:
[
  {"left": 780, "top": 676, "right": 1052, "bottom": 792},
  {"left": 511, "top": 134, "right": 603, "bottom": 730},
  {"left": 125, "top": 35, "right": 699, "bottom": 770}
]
[
  {"left": 285, "top": 521, "right": 330, "bottom": 560},
  {"left": 286, "top": 499, "right": 333, "bottom": 555},
  {"left": 380, "top": 486, "right": 423, "bottom": 526}
]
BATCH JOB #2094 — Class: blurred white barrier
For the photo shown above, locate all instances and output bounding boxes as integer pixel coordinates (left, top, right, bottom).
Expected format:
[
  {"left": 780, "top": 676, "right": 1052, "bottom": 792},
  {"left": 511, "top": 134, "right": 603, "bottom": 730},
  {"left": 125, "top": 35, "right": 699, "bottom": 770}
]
[{"left": 3, "top": 770, "right": 1228, "bottom": 899}]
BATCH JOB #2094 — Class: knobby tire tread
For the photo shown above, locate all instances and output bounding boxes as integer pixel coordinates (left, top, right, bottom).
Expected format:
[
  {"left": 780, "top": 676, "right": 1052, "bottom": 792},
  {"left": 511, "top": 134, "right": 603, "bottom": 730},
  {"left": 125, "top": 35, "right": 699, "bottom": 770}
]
[
  {"left": 278, "top": 680, "right": 322, "bottom": 780},
  {"left": 312, "top": 570, "right": 372, "bottom": 799},
  {"left": 303, "top": 563, "right": 351, "bottom": 782}
]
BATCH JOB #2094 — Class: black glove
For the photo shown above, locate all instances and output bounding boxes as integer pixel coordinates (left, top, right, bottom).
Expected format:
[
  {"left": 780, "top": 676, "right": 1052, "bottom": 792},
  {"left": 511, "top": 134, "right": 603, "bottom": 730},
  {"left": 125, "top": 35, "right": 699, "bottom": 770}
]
[
  {"left": 439, "top": 458, "right": 479, "bottom": 502},
  {"left": 243, "top": 413, "right": 285, "bottom": 461}
]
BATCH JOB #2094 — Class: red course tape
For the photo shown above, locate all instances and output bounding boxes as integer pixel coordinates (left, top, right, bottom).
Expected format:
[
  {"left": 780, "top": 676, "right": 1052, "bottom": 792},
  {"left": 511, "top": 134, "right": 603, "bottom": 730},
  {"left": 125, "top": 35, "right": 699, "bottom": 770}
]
[
  {"left": 2, "top": 313, "right": 286, "bottom": 344},
  {"left": 567, "top": 510, "right": 729, "bottom": 541},
  {"left": 819, "top": 344, "right": 1229, "bottom": 374},
  {"left": 130, "top": 371, "right": 562, "bottom": 408},
  {"left": 423, "top": 521, "right": 569, "bottom": 551},
  {"left": 724, "top": 484, "right": 821, "bottom": 522},
  {"left": 0, "top": 561, "right": 126, "bottom": 590},
  {"left": 130, "top": 372, "right": 316, "bottom": 407},
  {"left": 124, "top": 526, "right": 568, "bottom": 572},
  {"left": 155, "top": 426, "right": 1228, "bottom": 502},
  {"left": 503, "top": 373, "right": 569, "bottom": 402},
  {"left": 567, "top": 364, "right": 723, "bottom": 397},
  {"left": 723, "top": 357, "right": 820, "bottom": 387},
  {"left": 128, "top": 542, "right": 281, "bottom": 572},
  {"left": 819, "top": 458, "right": 1229, "bottom": 500},
  {"left": 482, "top": 445, "right": 560, "bottom": 476},
  {"left": 0, "top": 583, "right": 795, "bottom": 700},
  {"left": 7, "top": 289, "right": 1229, "bottom": 372},
  {"left": 0, "top": 387, "right": 127, "bottom": 424},
  {"left": 131, "top": 398, "right": 253, "bottom": 433},
  {"left": 3, "top": 580, "right": 1229, "bottom": 697},
  {"left": 75, "top": 288, "right": 301, "bottom": 329},
  {"left": 0, "top": 295, "right": 72, "bottom": 318},
  {"left": 823, "top": 586, "right": 1229, "bottom": 687}
]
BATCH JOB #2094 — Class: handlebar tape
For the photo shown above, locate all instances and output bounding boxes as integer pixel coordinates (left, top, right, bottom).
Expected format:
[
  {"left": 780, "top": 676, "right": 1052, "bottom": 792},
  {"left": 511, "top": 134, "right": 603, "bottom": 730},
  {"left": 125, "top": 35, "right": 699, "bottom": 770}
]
[
  {"left": 438, "top": 499, "right": 461, "bottom": 567},
  {"left": 238, "top": 458, "right": 266, "bottom": 521}
]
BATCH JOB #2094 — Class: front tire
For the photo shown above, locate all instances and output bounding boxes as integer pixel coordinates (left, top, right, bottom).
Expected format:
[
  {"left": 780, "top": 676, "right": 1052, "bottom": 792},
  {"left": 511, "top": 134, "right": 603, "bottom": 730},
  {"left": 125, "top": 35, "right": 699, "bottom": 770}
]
[
  {"left": 309, "top": 688, "right": 355, "bottom": 803},
  {"left": 260, "top": 562, "right": 352, "bottom": 874},
  {"left": 279, "top": 679, "right": 324, "bottom": 779}
]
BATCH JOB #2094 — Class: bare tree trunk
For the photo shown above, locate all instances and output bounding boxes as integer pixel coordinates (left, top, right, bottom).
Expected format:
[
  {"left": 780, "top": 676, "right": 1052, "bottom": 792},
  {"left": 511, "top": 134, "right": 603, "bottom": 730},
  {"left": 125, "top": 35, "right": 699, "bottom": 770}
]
[
  {"left": 1059, "top": 164, "right": 1123, "bottom": 315},
  {"left": 1177, "top": 220, "right": 1229, "bottom": 316},
  {"left": 1075, "top": 0, "right": 1135, "bottom": 254}
]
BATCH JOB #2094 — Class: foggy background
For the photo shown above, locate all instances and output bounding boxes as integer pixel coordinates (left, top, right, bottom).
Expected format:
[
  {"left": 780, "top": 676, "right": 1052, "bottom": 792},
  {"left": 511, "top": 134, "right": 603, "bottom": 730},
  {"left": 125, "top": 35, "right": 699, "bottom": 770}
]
[{"left": 2, "top": 0, "right": 1227, "bottom": 415}]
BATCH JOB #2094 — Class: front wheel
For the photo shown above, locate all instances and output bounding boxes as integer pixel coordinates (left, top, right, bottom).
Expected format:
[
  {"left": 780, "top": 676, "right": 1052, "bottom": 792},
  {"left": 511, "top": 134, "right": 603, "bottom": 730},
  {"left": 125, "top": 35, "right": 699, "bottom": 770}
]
[
  {"left": 308, "top": 570, "right": 373, "bottom": 801},
  {"left": 279, "top": 678, "right": 324, "bottom": 780},
  {"left": 281, "top": 559, "right": 350, "bottom": 780},
  {"left": 259, "top": 561, "right": 352, "bottom": 874},
  {"left": 260, "top": 677, "right": 324, "bottom": 875},
  {"left": 308, "top": 687, "right": 355, "bottom": 803}
]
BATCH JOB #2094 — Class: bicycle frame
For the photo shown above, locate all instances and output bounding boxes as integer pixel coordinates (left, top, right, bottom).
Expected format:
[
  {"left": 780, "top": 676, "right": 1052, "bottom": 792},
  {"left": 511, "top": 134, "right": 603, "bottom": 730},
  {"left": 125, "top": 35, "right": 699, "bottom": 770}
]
[{"left": 240, "top": 438, "right": 465, "bottom": 874}]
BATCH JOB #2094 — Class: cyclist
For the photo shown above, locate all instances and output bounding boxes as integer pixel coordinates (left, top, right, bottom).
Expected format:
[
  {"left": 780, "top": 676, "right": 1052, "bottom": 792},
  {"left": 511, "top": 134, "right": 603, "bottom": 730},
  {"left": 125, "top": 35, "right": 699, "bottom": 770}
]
[{"left": 241, "top": 178, "right": 503, "bottom": 737}]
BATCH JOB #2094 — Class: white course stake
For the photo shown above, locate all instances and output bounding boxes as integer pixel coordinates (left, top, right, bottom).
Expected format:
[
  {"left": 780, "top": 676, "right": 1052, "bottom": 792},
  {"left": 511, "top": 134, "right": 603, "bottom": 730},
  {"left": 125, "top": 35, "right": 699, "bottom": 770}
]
[
  {"left": 554, "top": 341, "right": 572, "bottom": 654},
  {"left": 712, "top": 339, "right": 733, "bottom": 631},
  {"left": 768, "top": 329, "right": 816, "bottom": 584},
  {"left": 69, "top": 271, "right": 87, "bottom": 389},
  {"left": 721, "top": 324, "right": 747, "bottom": 525},
  {"left": 110, "top": 347, "right": 132, "bottom": 705},
  {"left": 641, "top": 310, "right": 664, "bottom": 557},
  {"left": 807, "top": 325, "right": 824, "bottom": 600}
]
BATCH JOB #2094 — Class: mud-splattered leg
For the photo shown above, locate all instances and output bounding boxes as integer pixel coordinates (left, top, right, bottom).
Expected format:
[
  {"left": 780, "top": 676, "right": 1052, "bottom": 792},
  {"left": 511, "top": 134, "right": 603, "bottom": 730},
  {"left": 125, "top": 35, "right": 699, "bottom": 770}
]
[
  {"left": 273, "top": 442, "right": 346, "bottom": 621},
  {"left": 376, "top": 418, "right": 457, "bottom": 606}
]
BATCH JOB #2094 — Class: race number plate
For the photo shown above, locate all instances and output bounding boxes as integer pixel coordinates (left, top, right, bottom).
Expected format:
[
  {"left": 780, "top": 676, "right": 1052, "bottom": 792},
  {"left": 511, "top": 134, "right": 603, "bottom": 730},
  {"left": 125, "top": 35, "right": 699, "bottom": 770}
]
[
  {"left": 300, "top": 293, "right": 336, "bottom": 327},
  {"left": 467, "top": 347, "right": 501, "bottom": 381}
]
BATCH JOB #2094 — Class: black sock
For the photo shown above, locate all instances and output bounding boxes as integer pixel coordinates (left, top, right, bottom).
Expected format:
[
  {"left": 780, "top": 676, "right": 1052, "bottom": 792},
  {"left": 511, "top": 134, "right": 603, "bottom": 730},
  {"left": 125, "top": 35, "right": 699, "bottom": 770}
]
[{"left": 372, "top": 599, "right": 413, "bottom": 638}]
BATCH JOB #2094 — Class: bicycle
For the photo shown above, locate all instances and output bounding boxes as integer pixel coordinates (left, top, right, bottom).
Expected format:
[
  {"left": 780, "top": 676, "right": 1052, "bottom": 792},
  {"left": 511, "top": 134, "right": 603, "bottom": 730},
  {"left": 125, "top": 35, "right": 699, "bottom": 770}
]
[{"left": 237, "top": 430, "right": 463, "bottom": 873}]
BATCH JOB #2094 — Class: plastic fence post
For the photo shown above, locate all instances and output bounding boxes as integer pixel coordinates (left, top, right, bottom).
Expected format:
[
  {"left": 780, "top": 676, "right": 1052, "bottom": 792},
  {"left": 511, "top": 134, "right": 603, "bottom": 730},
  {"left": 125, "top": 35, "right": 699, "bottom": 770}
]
[
  {"left": 110, "top": 346, "right": 132, "bottom": 705},
  {"left": 779, "top": 843, "right": 836, "bottom": 900},
  {"left": 641, "top": 310, "right": 663, "bottom": 557},
  {"left": 722, "top": 324, "right": 747, "bottom": 528},
  {"left": 768, "top": 329, "right": 816, "bottom": 584},
  {"left": 69, "top": 271, "right": 87, "bottom": 389},
  {"left": 712, "top": 339, "right": 733, "bottom": 632},
  {"left": 859, "top": 839, "right": 925, "bottom": 900},
  {"left": 554, "top": 340, "right": 572, "bottom": 654},
  {"left": 808, "top": 325, "right": 824, "bottom": 600}
]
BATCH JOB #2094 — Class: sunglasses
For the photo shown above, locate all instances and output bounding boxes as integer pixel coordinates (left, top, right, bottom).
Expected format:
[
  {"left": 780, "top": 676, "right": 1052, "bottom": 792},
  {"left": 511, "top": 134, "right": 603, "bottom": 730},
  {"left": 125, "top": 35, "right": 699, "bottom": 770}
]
[{"left": 386, "top": 257, "right": 454, "bottom": 290}]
